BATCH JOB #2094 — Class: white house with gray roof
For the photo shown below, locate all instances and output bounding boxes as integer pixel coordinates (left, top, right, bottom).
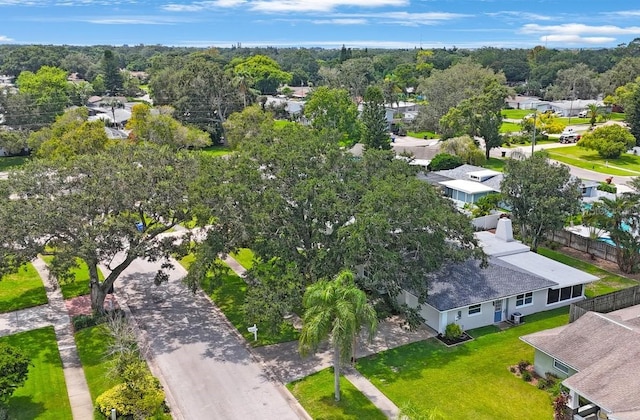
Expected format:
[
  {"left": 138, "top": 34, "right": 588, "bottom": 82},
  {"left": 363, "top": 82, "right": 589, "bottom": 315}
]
[
  {"left": 521, "top": 306, "right": 640, "bottom": 420},
  {"left": 400, "top": 217, "right": 598, "bottom": 334}
]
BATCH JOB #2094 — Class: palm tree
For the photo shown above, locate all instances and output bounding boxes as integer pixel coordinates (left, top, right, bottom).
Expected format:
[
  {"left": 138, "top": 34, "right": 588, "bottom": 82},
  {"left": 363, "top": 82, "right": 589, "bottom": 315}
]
[
  {"left": 587, "top": 103, "right": 599, "bottom": 128},
  {"left": 298, "top": 270, "right": 377, "bottom": 401}
]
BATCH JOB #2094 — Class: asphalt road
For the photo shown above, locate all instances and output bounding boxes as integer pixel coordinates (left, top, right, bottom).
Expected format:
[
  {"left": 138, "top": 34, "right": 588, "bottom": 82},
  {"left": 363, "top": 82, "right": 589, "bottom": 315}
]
[{"left": 115, "top": 257, "right": 302, "bottom": 420}]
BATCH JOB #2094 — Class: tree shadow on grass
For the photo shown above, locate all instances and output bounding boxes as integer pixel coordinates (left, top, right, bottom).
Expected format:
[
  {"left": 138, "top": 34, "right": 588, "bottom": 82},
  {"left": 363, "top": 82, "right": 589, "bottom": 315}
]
[
  {"left": 7, "top": 396, "right": 46, "bottom": 420},
  {"left": 0, "top": 286, "right": 49, "bottom": 313}
]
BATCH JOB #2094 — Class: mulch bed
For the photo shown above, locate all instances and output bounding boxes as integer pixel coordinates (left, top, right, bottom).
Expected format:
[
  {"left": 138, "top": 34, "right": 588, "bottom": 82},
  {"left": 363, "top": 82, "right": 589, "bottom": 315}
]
[{"left": 436, "top": 332, "right": 473, "bottom": 347}]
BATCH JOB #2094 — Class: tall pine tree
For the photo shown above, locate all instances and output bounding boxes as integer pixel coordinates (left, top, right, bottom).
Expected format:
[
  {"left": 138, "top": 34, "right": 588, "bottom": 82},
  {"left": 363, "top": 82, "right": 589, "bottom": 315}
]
[
  {"left": 360, "top": 86, "right": 391, "bottom": 150},
  {"left": 101, "top": 50, "right": 123, "bottom": 96}
]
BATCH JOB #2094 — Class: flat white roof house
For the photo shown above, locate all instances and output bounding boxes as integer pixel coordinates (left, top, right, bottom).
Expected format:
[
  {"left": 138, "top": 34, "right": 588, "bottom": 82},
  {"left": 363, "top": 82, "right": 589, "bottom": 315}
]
[{"left": 400, "top": 217, "right": 598, "bottom": 335}]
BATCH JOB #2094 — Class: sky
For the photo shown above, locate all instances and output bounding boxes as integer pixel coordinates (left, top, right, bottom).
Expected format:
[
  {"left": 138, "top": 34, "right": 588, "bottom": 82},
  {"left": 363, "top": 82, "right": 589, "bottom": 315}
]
[{"left": 1, "top": 0, "right": 640, "bottom": 49}]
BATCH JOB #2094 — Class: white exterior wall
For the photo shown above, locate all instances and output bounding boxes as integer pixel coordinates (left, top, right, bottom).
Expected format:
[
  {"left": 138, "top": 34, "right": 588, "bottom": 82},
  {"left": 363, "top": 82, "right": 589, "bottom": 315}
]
[
  {"left": 443, "top": 301, "right": 495, "bottom": 333},
  {"left": 401, "top": 291, "right": 444, "bottom": 333},
  {"left": 532, "top": 349, "right": 576, "bottom": 379}
]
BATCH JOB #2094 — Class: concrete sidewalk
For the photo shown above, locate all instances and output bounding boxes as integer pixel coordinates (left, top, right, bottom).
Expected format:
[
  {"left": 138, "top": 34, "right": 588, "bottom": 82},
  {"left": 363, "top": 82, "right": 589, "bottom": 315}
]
[
  {"left": 31, "top": 258, "right": 95, "bottom": 420},
  {"left": 223, "top": 254, "right": 432, "bottom": 419}
]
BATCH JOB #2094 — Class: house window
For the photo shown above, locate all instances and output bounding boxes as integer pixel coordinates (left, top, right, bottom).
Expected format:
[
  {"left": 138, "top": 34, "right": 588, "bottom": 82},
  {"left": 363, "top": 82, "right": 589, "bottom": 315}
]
[
  {"left": 553, "top": 359, "right": 569, "bottom": 374},
  {"left": 468, "top": 304, "right": 481, "bottom": 316},
  {"left": 516, "top": 292, "right": 533, "bottom": 307},
  {"left": 547, "top": 285, "right": 584, "bottom": 304}
]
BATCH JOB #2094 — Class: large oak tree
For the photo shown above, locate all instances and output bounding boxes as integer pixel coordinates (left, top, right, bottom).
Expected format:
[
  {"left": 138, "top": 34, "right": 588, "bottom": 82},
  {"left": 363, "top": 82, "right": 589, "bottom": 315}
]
[
  {"left": 188, "top": 124, "right": 482, "bottom": 329},
  {"left": 0, "top": 143, "right": 198, "bottom": 313}
]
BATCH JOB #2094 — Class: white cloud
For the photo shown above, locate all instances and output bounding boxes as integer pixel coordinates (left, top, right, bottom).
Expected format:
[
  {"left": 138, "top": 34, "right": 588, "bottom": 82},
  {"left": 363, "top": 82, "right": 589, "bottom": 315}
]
[
  {"left": 541, "top": 35, "right": 616, "bottom": 45},
  {"left": 88, "top": 17, "right": 178, "bottom": 24},
  {"left": 520, "top": 23, "right": 640, "bottom": 36},
  {"left": 0, "top": 35, "right": 14, "bottom": 42},
  {"left": 606, "top": 10, "right": 640, "bottom": 17},
  {"left": 162, "top": 0, "right": 245, "bottom": 12},
  {"left": 486, "top": 11, "right": 553, "bottom": 21},
  {"left": 312, "top": 18, "right": 367, "bottom": 25},
  {"left": 249, "top": 0, "right": 407, "bottom": 12}
]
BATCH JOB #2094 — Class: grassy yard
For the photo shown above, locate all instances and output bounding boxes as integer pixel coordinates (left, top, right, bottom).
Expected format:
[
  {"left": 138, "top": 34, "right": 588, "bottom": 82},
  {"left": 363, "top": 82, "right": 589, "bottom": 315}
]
[
  {"left": 482, "top": 158, "right": 505, "bottom": 172},
  {"left": 546, "top": 146, "right": 640, "bottom": 176},
  {"left": 199, "top": 145, "right": 232, "bottom": 157},
  {"left": 230, "top": 248, "right": 255, "bottom": 270},
  {"left": 287, "top": 368, "right": 387, "bottom": 420},
  {"left": 499, "top": 121, "right": 522, "bottom": 133},
  {"left": 0, "top": 155, "right": 30, "bottom": 171},
  {"left": 74, "top": 324, "right": 120, "bottom": 419},
  {"left": 407, "top": 131, "right": 439, "bottom": 139},
  {"left": 0, "top": 263, "right": 48, "bottom": 313},
  {"left": 179, "top": 253, "right": 298, "bottom": 346},
  {"left": 501, "top": 109, "right": 530, "bottom": 119},
  {"left": 357, "top": 308, "right": 569, "bottom": 420},
  {"left": 3, "top": 327, "right": 72, "bottom": 420},
  {"left": 40, "top": 256, "right": 104, "bottom": 299},
  {"left": 538, "top": 247, "right": 639, "bottom": 297}
]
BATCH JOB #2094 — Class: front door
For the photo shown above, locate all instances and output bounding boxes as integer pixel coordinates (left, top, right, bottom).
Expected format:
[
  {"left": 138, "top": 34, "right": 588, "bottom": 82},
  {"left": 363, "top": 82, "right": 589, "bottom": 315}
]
[{"left": 494, "top": 300, "right": 503, "bottom": 323}]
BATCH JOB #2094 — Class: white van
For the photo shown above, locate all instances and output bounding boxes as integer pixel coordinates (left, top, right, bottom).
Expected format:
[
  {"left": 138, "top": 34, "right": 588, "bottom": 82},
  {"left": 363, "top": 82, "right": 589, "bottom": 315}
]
[{"left": 578, "top": 110, "right": 588, "bottom": 118}]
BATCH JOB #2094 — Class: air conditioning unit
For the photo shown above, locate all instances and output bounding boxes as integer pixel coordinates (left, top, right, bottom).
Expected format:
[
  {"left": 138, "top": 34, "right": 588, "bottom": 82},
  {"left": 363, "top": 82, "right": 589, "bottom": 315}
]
[{"left": 511, "top": 312, "right": 523, "bottom": 325}]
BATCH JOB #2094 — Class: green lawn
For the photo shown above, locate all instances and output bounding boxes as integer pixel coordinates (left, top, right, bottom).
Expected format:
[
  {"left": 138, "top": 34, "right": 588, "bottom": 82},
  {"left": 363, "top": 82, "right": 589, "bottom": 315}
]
[
  {"left": 501, "top": 109, "right": 531, "bottom": 119},
  {"left": 499, "top": 121, "right": 522, "bottom": 133},
  {"left": 74, "top": 324, "right": 120, "bottom": 419},
  {"left": 74, "top": 324, "right": 120, "bottom": 402},
  {"left": 179, "top": 252, "right": 298, "bottom": 346},
  {"left": 357, "top": 308, "right": 569, "bottom": 420},
  {"left": 538, "top": 247, "right": 639, "bottom": 297},
  {"left": 3, "top": 327, "right": 72, "bottom": 420},
  {"left": 0, "top": 263, "right": 48, "bottom": 313},
  {"left": 287, "top": 368, "right": 386, "bottom": 420},
  {"left": 546, "top": 146, "right": 640, "bottom": 176},
  {"left": 482, "top": 158, "right": 505, "bottom": 172},
  {"left": 199, "top": 145, "right": 232, "bottom": 157},
  {"left": 40, "top": 256, "right": 104, "bottom": 299},
  {"left": 0, "top": 155, "right": 30, "bottom": 171},
  {"left": 230, "top": 248, "right": 255, "bottom": 270},
  {"left": 207, "top": 269, "right": 299, "bottom": 346},
  {"left": 407, "top": 131, "right": 439, "bottom": 139}
]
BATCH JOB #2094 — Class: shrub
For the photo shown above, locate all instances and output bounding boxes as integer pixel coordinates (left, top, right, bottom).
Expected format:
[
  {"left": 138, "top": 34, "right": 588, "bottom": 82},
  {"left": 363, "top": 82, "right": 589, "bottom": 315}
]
[
  {"left": 597, "top": 182, "right": 617, "bottom": 194},
  {"left": 444, "top": 323, "right": 463, "bottom": 340},
  {"left": 537, "top": 379, "right": 548, "bottom": 389},
  {"left": 509, "top": 366, "right": 516, "bottom": 373},
  {"left": 428, "top": 153, "right": 463, "bottom": 171},
  {"left": 521, "top": 371, "right": 532, "bottom": 382},
  {"left": 517, "top": 360, "right": 530, "bottom": 372},
  {"left": 95, "top": 360, "right": 166, "bottom": 419}
]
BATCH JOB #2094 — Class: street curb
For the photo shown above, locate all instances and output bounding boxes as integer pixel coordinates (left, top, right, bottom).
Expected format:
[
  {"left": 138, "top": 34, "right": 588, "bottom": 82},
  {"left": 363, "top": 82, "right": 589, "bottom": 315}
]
[{"left": 196, "top": 282, "right": 312, "bottom": 420}]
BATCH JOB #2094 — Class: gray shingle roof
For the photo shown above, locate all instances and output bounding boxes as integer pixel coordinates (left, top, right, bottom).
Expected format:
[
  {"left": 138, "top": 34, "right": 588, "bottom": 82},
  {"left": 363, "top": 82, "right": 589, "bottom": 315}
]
[
  {"left": 424, "top": 257, "right": 556, "bottom": 311},
  {"left": 521, "top": 310, "right": 640, "bottom": 415}
]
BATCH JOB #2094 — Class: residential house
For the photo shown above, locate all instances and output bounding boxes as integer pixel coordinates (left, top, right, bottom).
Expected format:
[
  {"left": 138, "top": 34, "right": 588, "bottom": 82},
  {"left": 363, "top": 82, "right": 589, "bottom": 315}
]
[
  {"left": 521, "top": 306, "right": 640, "bottom": 419},
  {"left": 419, "top": 164, "right": 502, "bottom": 206},
  {"left": 548, "top": 100, "right": 606, "bottom": 117},
  {"left": 400, "top": 217, "right": 599, "bottom": 334},
  {"left": 505, "top": 95, "right": 546, "bottom": 110}
]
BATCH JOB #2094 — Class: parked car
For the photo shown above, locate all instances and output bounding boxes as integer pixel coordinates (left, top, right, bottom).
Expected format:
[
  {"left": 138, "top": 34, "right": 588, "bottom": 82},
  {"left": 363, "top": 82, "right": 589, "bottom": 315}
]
[{"left": 578, "top": 110, "right": 588, "bottom": 118}]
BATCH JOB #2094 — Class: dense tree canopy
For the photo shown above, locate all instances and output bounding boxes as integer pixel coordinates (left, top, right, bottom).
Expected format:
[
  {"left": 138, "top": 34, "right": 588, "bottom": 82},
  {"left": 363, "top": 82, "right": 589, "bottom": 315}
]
[
  {"left": 415, "top": 59, "right": 507, "bottom": 133},
  {"left": 577, "top": 124, "right": 636, "bottom": 158},
  {"left": 0, "top": 143, "right": 198, "bottom": 312},
  {"left": 303, "top": 86, "right": 360, "bottom": 145},
  {"left": 500, "top": 153, "right": 582, "bottom": 252},
  {"left": 188, "top": 125, "right": 482, "bottom": 329}
]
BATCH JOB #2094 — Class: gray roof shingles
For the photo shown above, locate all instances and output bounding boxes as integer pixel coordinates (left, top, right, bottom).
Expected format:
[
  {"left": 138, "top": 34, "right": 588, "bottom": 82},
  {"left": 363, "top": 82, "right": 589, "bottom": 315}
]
[
  {"left": 521, "top": 311, "right": 640, "bottom": 416},
  {"left": 424, "top": 257, "right": 556, "bottom": 311}
]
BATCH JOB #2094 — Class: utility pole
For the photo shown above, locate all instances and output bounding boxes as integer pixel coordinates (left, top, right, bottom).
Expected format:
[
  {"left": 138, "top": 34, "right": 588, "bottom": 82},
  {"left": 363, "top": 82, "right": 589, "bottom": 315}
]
[{"left": 531, "top": 111, "right": 537, "bottom": 157}]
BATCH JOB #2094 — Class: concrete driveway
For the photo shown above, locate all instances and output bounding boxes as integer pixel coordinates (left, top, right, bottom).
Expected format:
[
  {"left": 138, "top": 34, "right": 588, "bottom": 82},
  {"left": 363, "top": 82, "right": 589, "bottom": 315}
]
[{"left": 115, "top": 258, "right": 303, "bottom": 420}]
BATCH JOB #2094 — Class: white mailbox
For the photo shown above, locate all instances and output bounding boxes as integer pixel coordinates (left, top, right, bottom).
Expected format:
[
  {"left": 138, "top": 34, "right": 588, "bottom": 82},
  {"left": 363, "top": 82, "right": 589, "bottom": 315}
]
[{"left": 247, "top": 324, "right": 258, "bottom": 341}]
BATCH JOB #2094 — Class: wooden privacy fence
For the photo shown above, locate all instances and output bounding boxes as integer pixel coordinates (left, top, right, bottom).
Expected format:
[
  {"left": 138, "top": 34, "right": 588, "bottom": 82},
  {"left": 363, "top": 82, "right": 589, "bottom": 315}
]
[
  {"left": 570, "top": 285, "right": 640, "bottom": 323},
  {"left": 548, "top": 229, "right": 617, "bottom": 264}
]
